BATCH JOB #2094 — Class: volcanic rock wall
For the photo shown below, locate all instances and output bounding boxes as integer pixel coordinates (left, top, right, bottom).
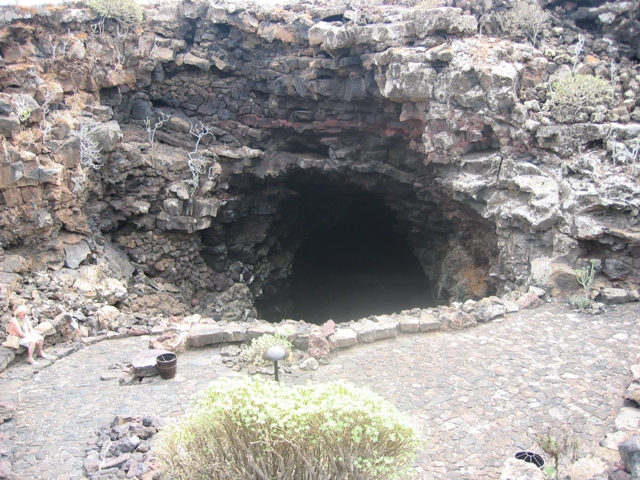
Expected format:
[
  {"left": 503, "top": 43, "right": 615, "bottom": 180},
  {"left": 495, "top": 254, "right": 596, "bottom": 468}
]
[{"left": 0, "top": 0, "right": 639, "bottom": 322}]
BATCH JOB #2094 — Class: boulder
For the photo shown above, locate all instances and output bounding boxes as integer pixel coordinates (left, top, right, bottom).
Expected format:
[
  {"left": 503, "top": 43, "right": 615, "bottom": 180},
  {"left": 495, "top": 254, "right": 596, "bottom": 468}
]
[
  {"left": 299, "top": 357, "right": 319, "bottom": 371},
  {"left": 350, "top": 315, "right": 398, "bottom": 344},
  {"left": 0, "top": 114, "right": 20, "bottom": 138},
  {"left": 517, "top": 291, "right": 543, "bottom": 310},
  {"left": 419, "top": 310, "right": 442, "bottom": 332},
  {"left": 307, "top": 331, "right": 330, "bottom": 359},
  {"left": 599, "top": 288, "right": 632, "bottom": 305},
  {"left": 439, "top": 308, "right": 476, "bottom": 330},
  {"left": 500, "top": 457, "right": 545, "bottom": 480},
  {"left": 64, "top": 240, "right": 91, "bottom": 269},
  {"left": 602, "top": 431, "right": 640, "bottom": 451},
  {"left": 97, "top": 305, "right": 121, "bottom": 331},
  {"left": 562, "top": 456, "right": 606, "bottom": 480},
  {"left": 131, "top": 349, "right": 173, "bottom": 377},
  {"left": 183, "top": 52, "right": 211, "bottom": 70},
  {"left": 328, "top": 327, "right": 358, "bottom": 349},
  {"left": 97, "top": 278, "right": 128, "bottom": 306},
  {"left": 619, "top": 435, "right": 640, "bottom": 480},
  {"left": 34, "top": 321, "right": 55, "bottom": 337},
  {"left": 473, "top": 297, "right": 507, "bottom": 322},
  {"left": 93, "top": 120, "right": 123, "bottom": 153},
  {"left": 396, "top": 314, "right": 420, "bottom": 333},
  {"left": 603, "top": 258, "right": 633, "bottom": 280},
  {"left": 223, "top": 322, "right": 247, "bottom": 342},
  {"left": 617, "top": 408, "right": 640, "bottom": 431},
  {"left": 149, "top": 328, "right": 189, "bottom": 354},
  {"left": 189, "top": 324, "right": 223, "bottom": 347},
  {"left": 246, "top": 323, "right": 276, "bottom": 340}
]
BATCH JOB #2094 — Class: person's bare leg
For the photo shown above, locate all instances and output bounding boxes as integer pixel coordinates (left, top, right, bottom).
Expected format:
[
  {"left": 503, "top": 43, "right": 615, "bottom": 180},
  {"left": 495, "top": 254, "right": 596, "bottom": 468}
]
[
  {"left": 37, "top": 339, "right": 47, "bottom": 358},
  {"left": 27, "top": 342, "right": 39, "bottom": 365}
]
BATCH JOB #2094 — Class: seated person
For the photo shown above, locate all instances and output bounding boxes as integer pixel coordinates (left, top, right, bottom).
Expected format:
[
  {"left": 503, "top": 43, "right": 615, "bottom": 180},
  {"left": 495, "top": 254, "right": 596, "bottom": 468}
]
[{"left": 9, "top": 305, "right": 48, "bottom": 365}]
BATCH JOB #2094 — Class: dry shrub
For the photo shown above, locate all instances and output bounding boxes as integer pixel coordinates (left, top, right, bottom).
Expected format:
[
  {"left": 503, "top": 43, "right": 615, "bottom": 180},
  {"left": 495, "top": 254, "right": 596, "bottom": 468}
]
[
  {"left": 51, "top": 110, "right": 77, "bottom": 129},
  {"left": 496, "top": 0, "right": 550, "bottom": 47},
  {"left": 65, "top": 91, "right": 94, "bottom": 115},
  {"left": 156, "top": 378, "right": 422, "bottom": 480},
  {"left": 12, "top": 127, "right": 40, "bottom": 146}
]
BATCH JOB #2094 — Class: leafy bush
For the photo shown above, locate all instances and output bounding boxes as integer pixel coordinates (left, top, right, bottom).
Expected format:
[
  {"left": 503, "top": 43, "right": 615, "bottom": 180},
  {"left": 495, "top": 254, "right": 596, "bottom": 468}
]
[
  {"left": 156, "top": 378, "right": 421, "bottom": 480},
  {"left": 85, "top": 0, "right": 143, "bottom": 25},
  {"left": 546, "top": 74, "right": 613, "bottom": 116},
  {"left": 240, "top": 331, "right": 293, "bottom": 367},
  {"left": 496, "top": 0, "right": 550, "bottom": 47},
  {"left": 568, "top": 294, "right": 593, "bottom": 311}
]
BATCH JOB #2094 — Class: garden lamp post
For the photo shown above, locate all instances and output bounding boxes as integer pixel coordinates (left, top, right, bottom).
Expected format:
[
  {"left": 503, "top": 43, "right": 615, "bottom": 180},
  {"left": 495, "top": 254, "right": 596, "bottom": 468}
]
[{"left": 263, "top": 345, "right": 287, "bottom": 382}]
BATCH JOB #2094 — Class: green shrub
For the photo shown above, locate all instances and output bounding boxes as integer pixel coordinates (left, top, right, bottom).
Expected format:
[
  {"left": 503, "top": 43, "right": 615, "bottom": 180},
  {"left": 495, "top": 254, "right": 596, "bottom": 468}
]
[
  {"left": 546, "top": 74, "right": 613, "bottom": 116},
  {"left": 240, "top": 331, "right": 293, "bottom": 367},
  {"left": 496, "top": 0, "right": 550, "bottom": 47},
  {"left": 569, "top": 294, "right": 593, "bottom": 311},
  {"left": 85, "top": 0, "right": 143, "bottom": 25},
  {"left": 156, "top": 378, "right": 422, "bottom": 480}
]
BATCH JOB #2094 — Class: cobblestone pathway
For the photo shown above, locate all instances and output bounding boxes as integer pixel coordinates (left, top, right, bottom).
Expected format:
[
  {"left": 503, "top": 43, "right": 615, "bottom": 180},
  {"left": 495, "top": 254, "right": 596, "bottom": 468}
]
[{"left": 3, "top": 301, "right": 640, "bottom": 479}]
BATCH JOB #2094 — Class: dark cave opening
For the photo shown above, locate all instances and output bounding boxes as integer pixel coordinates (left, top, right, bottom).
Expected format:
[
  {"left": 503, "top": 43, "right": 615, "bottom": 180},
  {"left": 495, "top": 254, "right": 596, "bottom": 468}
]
[{"left": 255, "top": 176, "right": 436, "bottom": 324}]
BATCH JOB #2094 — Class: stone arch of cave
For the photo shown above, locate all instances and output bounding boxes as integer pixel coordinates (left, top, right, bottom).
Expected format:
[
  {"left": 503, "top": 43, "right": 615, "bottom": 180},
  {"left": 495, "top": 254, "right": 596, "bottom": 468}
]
[{"left": 248, "top": 172, "right": 438, "bottom": 324}]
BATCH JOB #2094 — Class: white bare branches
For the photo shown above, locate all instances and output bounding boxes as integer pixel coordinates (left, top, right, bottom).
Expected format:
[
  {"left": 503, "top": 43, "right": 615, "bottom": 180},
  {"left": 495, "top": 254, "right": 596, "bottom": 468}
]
[
  {"left": 606, "top": 131, "right": 640, "bottom": 166},
  {"left": 572, "top": 34, "right": 585, "bottom": 74},
  {"left": 189, "top": 121, "right": 214, "bottom": 154},
  {"left": 185, "top": 121, "right": 216, "bottom": 200},
  {"left": 72, "top": 122, "right": 104, "bottom": 170},
  {"left": 144, "top": 113, "right": 170, "bottom": 149},
  {"left": 39, "top": 85, "right": 61, "bottom": 145}
]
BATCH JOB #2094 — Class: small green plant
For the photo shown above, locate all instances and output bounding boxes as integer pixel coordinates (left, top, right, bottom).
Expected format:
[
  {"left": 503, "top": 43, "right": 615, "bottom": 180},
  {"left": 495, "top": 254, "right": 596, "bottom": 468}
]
[
  {"left": 14, "top": 98, "right": 32, "bottom": 123},
  {"left": 546, "top": 74, "right": 613, "bottom": 116},
  {"left": 240, "top": 331, "right": 293, "bottom": 367},
  {"left": 569, "top": 294, "right": 593, "bottom": 311},
  {"left": 156, "top": 377, "right": 422, "bottom": 480},
  {"left": 85, "top": 0, "right": 143, "bottom": 26},
  {"left": 576, "top": 259, "right": 597, "bottom": 301},
  {"left": 496, "top": 0, "right": 550, "bottom": 47},
  {"left": 536, "top": 428, "right": 580, "bottom": 480}
]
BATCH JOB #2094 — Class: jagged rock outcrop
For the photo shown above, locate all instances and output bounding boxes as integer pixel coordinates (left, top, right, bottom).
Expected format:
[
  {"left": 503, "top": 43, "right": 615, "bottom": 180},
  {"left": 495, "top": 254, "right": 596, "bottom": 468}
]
[{"left": 0, "top": 0, "right": 638, "bottom": 329}]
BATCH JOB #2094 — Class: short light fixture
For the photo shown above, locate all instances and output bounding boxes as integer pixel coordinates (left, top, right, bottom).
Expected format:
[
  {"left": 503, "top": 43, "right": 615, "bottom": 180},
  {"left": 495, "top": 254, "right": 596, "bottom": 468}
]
[{"left": 262, "top": 345, "right": 288, "bottom": 382}]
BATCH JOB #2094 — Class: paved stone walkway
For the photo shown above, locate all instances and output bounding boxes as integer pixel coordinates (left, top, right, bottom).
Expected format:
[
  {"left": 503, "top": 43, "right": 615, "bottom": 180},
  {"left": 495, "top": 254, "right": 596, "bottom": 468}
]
[{"left": 2, "top": 301, "right": 640, "bottom": 479}]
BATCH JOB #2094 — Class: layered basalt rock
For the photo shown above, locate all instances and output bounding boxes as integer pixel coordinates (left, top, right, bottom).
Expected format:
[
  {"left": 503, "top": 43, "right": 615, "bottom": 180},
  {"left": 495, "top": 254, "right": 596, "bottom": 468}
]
[{"left": 0, "top": 0, "right": 639, "bottom": 326}]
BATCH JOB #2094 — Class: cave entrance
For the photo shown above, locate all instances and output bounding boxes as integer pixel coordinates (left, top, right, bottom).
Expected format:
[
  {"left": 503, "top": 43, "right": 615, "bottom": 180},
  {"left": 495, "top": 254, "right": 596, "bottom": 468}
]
[{"left": 255, "top": 175, "right": 436, "bottom": 324}]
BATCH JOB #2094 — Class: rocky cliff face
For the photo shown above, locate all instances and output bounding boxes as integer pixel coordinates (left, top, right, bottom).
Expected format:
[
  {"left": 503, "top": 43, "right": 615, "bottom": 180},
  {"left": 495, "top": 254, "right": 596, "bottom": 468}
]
[{"left": 0, "top": 0, "right": 639, "bottom": 324}]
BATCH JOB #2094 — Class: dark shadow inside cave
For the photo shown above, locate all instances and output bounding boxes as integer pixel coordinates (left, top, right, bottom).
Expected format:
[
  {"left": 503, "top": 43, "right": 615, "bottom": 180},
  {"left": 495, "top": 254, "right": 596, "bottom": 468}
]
[{"left": 256, "top": 177, "right": 436, "bottom": 324}]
